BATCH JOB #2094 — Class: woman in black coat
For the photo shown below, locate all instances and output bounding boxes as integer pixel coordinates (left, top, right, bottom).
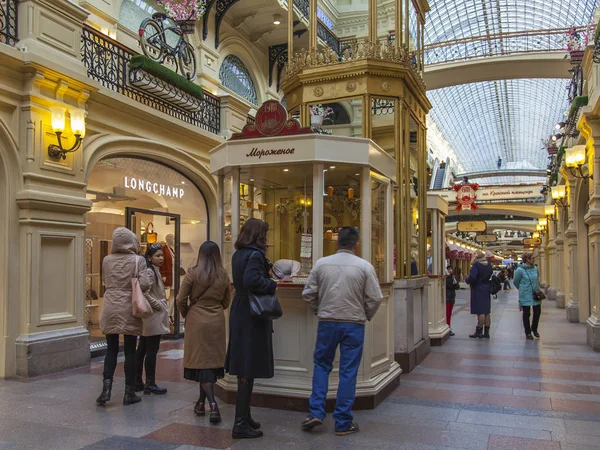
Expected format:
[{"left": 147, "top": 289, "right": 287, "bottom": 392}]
[
  {"left": 465, "top": 250, "right": 493, "bottom": 339},
  {"left": 225, "top": 218, "right": 277, "bottom": 440}
]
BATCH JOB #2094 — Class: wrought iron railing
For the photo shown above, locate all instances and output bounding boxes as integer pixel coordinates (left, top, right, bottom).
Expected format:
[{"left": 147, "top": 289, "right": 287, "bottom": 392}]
[
  {"left": 293, "top": 0, "right": 309, "bottom": 19},
  {"left": 425, "top": 27, "right": 587, "bottom": 66},
  {"left": 568, "top": 65, "right": 583, "bottom": 103},
  {"left": 81, "top": 25, "right": 220, "bottom": 135},
  {"left": 317, "top": 20, "right": 340, "bottom": 55},
  {"left": 0, "top": 0, "right": 18, "bottom": 47},
  {"left": 372, "top": 98, "right": 395, "bottom": 115}
]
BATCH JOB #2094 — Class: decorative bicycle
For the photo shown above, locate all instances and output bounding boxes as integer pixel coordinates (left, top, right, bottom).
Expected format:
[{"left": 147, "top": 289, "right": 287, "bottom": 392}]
[{"left": 139, "top": 12, "right": 197, "bottom": 81}]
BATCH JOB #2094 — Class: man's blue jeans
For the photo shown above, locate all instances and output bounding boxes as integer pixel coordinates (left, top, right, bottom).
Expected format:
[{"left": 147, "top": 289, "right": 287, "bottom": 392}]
[{"left": 309, "top": 321, "right": 365, "bottom": 432}]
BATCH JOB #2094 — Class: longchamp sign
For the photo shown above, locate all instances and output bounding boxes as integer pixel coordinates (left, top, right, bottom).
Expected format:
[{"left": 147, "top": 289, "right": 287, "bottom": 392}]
[{"left": 435, "top": 185, "right": 544, "bottom": 203}]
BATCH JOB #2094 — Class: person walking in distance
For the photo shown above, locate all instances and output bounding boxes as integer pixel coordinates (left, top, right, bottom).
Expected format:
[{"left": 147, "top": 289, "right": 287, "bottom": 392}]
[
  {"left": 466, "top": 250, "right": 493, "bottom": 339},
  {"left": 445, "top": 265, "right": 460, "bottom": 337},
  {"left": 134, "top": 244, "right": 170, "bottom": 396},
  {"left": 514, "top": 252, "right": 542, "bottom": 340},
  {"left": 177, "top": 241, "right": 231, "bottom": 423},
  {"left": 96, "top": 227, "right": 151, "bottom": 406},
  {"left": 301, "top": 227, "right": 383, "bottom": 436},
  {"left": 225, "top": 218, "right": 277, "bottom": 439}
]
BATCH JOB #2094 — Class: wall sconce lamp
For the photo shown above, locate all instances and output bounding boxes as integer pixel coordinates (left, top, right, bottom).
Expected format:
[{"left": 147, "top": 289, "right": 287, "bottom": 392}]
[
  {"left": 273, "top": 14, "right": 281, "bottom": 25},
  {"left": 544, "top": 205, "right": 557, "bottom": 223},
  {"left": 565, "top": 145, "right": 593, "bottom": 180},
  {"left": 551, "top": 133, "right": 564, "bottom": 142},
  {"left": 48, "top": 106, "right": 86, "bottom": 160},
  {"left": 551, "top": 185, "right": 569, "bottom": 208}
]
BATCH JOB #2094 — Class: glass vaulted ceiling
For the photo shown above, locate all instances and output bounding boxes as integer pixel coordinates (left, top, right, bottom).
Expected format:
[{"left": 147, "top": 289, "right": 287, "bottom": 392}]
[
  {"left": 424, "top": 0, "right": 597, "bottom": 178},
  {"left": 428, "top": 78, "right": 568, "bottom": 174}
]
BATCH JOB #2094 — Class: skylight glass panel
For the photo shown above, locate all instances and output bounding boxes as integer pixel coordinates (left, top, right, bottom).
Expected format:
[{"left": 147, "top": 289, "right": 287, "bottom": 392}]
[{"left": 428, "top": 78, "right": 569, "bottom": 174}]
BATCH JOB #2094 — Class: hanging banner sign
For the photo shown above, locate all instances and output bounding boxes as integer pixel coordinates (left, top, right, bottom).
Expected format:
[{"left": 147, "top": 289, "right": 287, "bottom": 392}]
[
  {"left": 457, "top": 221, "right": 487, "bottom": 232},
  {"left": 435, "top": 184, "right": 544, "bottom": 203},
  {"left": 453, "top": 183, "right": 479, "bottom": 212},
  {"left": 475, "top": 234, "right": 498, "bottom": 243},
  {"left": 523, "top": 237, "right": 542, "bottom": 246}
]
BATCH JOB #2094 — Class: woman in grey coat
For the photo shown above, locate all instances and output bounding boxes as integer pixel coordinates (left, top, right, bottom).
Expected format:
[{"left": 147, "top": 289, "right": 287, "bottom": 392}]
[
  {"left": 135, "top": 243, "right": 170, "bottom": 395},
  {"left": 96, "top": 227, "right": 151, "bottom": 406}
]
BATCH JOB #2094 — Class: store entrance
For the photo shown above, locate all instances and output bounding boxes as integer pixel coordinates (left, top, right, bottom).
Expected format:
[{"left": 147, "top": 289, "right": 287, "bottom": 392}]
[{"left": 126, "top": 207, "right": 184, "bottom": 338}]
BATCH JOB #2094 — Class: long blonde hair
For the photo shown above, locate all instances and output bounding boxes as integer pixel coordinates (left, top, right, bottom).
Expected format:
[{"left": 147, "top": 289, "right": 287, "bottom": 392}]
[{"left": 192, "top": 241, "right": 228, "bottom": 287}]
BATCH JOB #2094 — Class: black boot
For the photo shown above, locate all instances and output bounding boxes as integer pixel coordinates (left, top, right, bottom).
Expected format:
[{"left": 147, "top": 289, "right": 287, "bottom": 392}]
[
  {"left": 247, "top": 380, "right": 261, "bottom": 430},
  {"left": 96, "top": 379, "right": 112, "bottom": 406},
  {"left": 469, "top": 326, "right": 483, "bottom": 338},
  {"left": 123, "top": 384, "right": 142, "bottom": 405},
  {"left": 144, "top": 383, "right": 167, "bottom": 395},
  {"left": 483, "top": 326, "right": 490, "bottom": 339},
  {"left": 134, "top": 377, "right": 145, "bottom": 392},
  {"left": 232, "top": 379, "right": 263, "bottom": 439}
]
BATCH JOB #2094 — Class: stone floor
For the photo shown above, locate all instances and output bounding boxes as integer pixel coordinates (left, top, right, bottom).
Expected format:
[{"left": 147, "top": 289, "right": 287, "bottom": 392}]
[{"left": 1, "top": 287, "right": 600, "bottom": 449}]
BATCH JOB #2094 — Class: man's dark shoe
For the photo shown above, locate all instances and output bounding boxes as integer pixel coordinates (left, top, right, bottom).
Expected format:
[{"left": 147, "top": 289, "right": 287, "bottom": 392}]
[
  {"left": 144, "top": 383, "right": 167, "bottom": 395},
  {"left": 526, "top": 334, "right": 534, "bottom": 340},
  {"left": 301, "top": 415, "right": 323, "bottom": 431},
  {"left": 449, "top": 330, "right": 455, "bottom": 337},
  {"left": 335, "top": 422, "right": 359, "bottom": 436},
  {"left": 533, "top": 331, "right": 540, "bottom": 338}
]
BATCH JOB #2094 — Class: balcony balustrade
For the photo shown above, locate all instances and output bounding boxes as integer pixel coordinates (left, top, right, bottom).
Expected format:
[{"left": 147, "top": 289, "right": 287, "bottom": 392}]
[
  {"left": 81, "top": 25, "right": 220, "bottom": 135},
  {"left": 0, "top": 0, "right": 18, "bottom": 47}
]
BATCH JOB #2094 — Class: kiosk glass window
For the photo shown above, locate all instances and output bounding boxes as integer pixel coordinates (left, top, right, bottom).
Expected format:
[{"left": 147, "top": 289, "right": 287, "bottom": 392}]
[{"left": 85, "top": 157, "right": 208, "bottom": 344}]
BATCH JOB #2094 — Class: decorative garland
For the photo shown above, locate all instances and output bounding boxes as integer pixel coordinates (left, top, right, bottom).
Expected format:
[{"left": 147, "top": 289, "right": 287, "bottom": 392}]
[{"left": 157, "top": 0, "right": 207, "bottom": 21}]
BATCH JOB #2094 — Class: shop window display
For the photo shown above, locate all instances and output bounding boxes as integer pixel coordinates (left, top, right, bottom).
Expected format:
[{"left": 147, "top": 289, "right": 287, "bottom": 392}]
[{"left": 86, "top": 157, "right": 208, "bottom": 348}]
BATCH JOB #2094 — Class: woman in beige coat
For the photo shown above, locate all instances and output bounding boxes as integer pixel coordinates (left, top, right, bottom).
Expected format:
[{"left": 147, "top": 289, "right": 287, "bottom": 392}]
[
  {"left": 135, "top": 243, "right": 170, "bottom": 395},
  {"left": 97, "top": 227, "right": 151, "bottom": 407},
  {"left": 177, "top": 241, "right": 231, "bottom": 424}
]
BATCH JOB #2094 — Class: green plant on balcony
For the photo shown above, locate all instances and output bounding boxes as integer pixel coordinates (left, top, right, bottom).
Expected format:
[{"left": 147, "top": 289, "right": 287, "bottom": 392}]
[
  {"left": 567, "top": 95, "right": 588, "bottom": 120},
  {"left": 129, "top": 55, "right": 204, "bottom": 100}
]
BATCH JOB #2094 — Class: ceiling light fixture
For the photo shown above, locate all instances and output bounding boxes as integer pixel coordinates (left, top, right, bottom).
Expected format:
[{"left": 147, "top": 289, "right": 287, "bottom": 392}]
[
  {"left": 273, "top": 14, "right": 281, "bottom": 25},
  {"left": 330, "top": 166, "right": 336, "bottom": 169},
  {"left": 283, "top": 168, "right": 289, "bottom": 172},
  {"left": 555, "top": 121, "right": 566, "bottom": 130}
]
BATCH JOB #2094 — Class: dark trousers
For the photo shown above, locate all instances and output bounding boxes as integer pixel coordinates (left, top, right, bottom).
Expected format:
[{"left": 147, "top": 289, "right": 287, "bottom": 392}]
[
  {"left": 103, "top": 334, "right": 137, "bottom": 385},
  {"left": 309, "top": 321, "right": 365, "bottom": 432},
  {"left": 503, "top": 280, "right": 511, "bottom": 290},
  {"left": 446, "top": 303, "right": 454, "bottom": 327},
  {"left": 522, "top": 305, "right": 541, "bottom": 335},
  {"left": 136, "top": 335, "right": 162, "bottom": 384}
]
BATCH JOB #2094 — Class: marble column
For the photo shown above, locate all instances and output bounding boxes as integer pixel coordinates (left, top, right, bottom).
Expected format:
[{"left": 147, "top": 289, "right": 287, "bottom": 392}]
[
  {"left": 565, "top": 174, "right": 580, "bottom": 323},
  {"left": 585, "top": 122, "right": 600, "bottom": 349},
  {"left": 555, "top": 207, "right": 567, "bottom": 308},
  {"left": 546, "top": 219, "right": 557, "bottom": 301}
]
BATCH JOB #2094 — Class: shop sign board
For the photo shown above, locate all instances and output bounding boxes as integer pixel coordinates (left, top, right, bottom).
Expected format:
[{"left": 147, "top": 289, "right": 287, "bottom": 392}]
[
  {"left": 435, "top": 185, "right": 544, "bottom": 203},
  {"left": 453, "top": 183, "right": 479, "bottom": 211},
  {"left": 523, "top": 237, "right": 541, "bottom": 246},
  {"left": 475, "top": 234, "right": 497, "bottom": 243},
  {"left": 457, "top": 221, "right": 487, "bottom": 232},
  {"left": 124, "top": 176, "right": 185, "bottom": 198}
]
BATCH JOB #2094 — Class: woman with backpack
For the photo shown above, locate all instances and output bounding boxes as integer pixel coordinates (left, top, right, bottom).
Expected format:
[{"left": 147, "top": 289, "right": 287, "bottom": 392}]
[{"left": 514, "top": 252, "right": 542, "bottom": 340}]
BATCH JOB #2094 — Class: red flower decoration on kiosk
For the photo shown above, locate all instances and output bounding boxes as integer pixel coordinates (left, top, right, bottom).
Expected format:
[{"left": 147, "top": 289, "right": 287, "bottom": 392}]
[{"left": 453, "top": 183, "right": 479, "bottom": 212}]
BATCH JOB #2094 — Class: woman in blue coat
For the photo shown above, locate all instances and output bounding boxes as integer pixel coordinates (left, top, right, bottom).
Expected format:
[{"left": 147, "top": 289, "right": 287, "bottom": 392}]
[
  {"left": 513, "top": 252, "right": 541, "bottom": 340},
  {"left": 465, "top": 250, "right": 493, "bottom": 339}
]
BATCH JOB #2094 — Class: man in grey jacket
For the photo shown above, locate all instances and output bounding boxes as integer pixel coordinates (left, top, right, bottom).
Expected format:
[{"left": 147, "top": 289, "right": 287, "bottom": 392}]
[{"left": 300, "top": 226, "right": 383, "bottom": 436}]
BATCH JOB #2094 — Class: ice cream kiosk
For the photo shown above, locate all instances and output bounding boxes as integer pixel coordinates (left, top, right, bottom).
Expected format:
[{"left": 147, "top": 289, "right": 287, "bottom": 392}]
[{"left": 211, "top": 101, "right": 400, "bottom": 410}]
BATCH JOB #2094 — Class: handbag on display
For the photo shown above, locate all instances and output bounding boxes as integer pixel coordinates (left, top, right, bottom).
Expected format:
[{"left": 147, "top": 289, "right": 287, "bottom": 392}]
[
  {"left": 525, "top": 268, "right": 545, "bottom": 302},
  {"left": 132, "top": 256, "right": 153, "bottom": 318},
  {"left": 142, "top": 222, "right": 158, "bottom": 244}
]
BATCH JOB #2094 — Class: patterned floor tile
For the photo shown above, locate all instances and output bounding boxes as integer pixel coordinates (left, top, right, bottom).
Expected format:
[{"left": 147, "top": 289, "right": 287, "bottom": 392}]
[
  {"left": 487, "top": 434, "right": 560, "bottom": 449},
  {"left": 143, "top": 423, "right": 235, "bottom": 449}
]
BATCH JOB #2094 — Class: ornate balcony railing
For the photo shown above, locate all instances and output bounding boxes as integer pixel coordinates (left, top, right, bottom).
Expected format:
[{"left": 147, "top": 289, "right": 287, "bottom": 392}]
[
  {"left": 568, "top": 65, "right": 583, "bottom": 103},
  {"left": 293, "top": 0, "right": 309, "bottom": 19},
  {"left": 317, "top": 20, "right": 340, "bottom": 55},
  {"left": 81, "top": 25, "right": 220, "bottom": 135},
  {"left": 0, "top": 0, "right": 18, "bottom": 47},
  {"left": 425, "top": 27, "right": 587, "bottom": 66}
]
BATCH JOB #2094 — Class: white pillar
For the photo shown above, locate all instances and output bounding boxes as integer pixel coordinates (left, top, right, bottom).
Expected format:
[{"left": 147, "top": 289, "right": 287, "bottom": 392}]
[
  {"left": 231, "top": 167, "right": 240, "bottom": 245},
  {"left": 360, "top": 167, "right": 372, "bottom": 262},
  {"left": 312, "top": 164, "right": 324, "bottom": 266}
]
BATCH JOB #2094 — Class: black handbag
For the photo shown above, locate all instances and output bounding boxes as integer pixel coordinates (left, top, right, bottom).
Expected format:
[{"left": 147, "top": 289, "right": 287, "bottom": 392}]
[
  {"left": 525, "top": 268, "right": 545, "bottom": 302},
  {"left": 249, "top": 293, "right": 283, "bottom": 320},
  {"left": 247, "top": 251, "right": 283, "bottom": 320}
]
